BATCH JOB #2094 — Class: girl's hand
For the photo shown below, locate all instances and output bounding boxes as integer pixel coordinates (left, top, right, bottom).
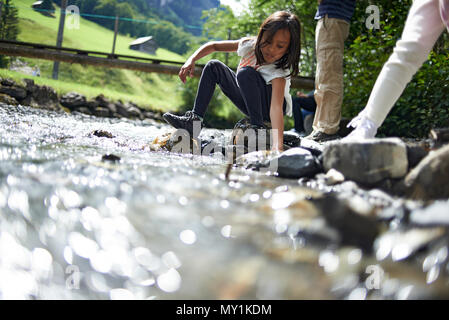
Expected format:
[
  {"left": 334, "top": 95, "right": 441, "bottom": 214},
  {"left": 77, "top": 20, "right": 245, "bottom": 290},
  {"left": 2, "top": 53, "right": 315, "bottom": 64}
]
[{"left": 179, "top": 59, "right": 195, "bottom": 84}]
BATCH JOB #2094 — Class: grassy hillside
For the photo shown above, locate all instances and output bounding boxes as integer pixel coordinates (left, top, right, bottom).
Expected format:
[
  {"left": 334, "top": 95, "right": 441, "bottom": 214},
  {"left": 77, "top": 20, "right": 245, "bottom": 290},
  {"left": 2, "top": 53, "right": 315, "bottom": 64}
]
[{"left": 6, "top": 0, "right": 187, "bottom": 111}]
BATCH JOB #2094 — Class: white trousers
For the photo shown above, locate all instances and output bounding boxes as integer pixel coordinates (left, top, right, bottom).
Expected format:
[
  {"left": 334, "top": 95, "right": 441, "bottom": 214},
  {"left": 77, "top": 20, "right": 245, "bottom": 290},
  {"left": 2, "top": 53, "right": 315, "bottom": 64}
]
[{"left": 363, "top": 0, "right": 447, "bottom": 127}]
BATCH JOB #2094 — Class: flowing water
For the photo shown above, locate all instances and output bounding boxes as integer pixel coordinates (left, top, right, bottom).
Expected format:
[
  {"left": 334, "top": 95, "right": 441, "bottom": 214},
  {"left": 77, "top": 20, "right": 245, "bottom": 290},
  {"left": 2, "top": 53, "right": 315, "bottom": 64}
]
[{"left": 0, "top": 103, "right": 448, "bottom": 300}]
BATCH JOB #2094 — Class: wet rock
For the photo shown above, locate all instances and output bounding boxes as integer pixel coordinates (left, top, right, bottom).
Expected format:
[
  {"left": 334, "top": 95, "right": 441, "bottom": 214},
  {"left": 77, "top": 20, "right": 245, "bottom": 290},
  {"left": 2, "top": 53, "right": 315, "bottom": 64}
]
[
  {"left": 323, "top": 138, "right": 408, "bottom": 185},
  {"left": 406, "top": 144, "right": 429, "bottom": 170},
  {"left": 166, "top": 129, "right": 201, "bottom": 154},
  {"left": 102, "top": 154, "right": 121, "bottom": 162},
  {"left": 115, "top": 101, "right": 130, "bottom": 118},
  {"left": 93, "top": 107, "right": 111, "bottom": 118},
  {"left": 122, "top": 102, "right": 142, "bottom": 119},
  {"left": 374, "top": 227, "right": 446, "bottom": 262},
  {"left": 324, "top": 168, "right": 345, "bottom": 185},
  {"left": 60, "top": 92, "right": 87, "bottom": 110},
  {"left": 311, "top": 194, "right": 381, "bottom": 252},
  {"left": 235, "top": 150, "right": 279, "bottom": 171},
  {"left": 0, "top": 93, "right": 18, "bottom": 105},
  {"left": 0, "top": 84, "right": 27, "bottom": 100},
  {"left": 150, "top": 131, "right": 173, "bottom": 151},
  {"left": 299, "top": 138, "right": 324, "bottom": 156},
  {"left": 143, "top": 110, "right": 163, "bottom": 121},
  {"left": 200, "top": 133, "right": 227, "bottom": 156},
  {"left": 76, "top": 107, "right": 92, "bottom": 115},
  {"left": 127, "top": 106, "right": 143, "bottom": 119},
  {"left": 404, "top": 144, "right": 449, "bottom": 200},
  {"left": 293, "top": 219, "right": 341, "bottom": 247},
  {"left": 430, "top": 128, "right": 449, "bottom": 148},
  {"left": 269, "top": 147, "right": 322, "bottom": 179},
  {"left": 95, "top": 94, "right": 116, "bottom": 114},
  {"left": 0, "top": 78, "right": 15, "bottom": 86},
  {"left": 92, "top": 130, "right": 114, "bottom": 138},
  {"left": 22, "top": 79, "right": 60, "bottom": 110},
  {"left": 409, "top": 201, "right": 449, "bottom": 227},
  {"left": 283, "top": 131, "right": 301, "bottom": 148}
]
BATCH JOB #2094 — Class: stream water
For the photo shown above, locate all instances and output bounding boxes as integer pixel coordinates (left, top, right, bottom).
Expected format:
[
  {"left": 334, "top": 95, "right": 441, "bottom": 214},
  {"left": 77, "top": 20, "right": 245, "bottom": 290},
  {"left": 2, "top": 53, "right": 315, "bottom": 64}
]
[{"left": 0, "top": 103, "right": 448, "bottom": 300}]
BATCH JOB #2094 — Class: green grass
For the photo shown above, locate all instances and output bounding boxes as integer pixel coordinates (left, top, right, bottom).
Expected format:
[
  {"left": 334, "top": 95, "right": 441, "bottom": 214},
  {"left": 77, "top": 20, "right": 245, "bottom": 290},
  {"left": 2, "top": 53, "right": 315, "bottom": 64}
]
[
  {"left": 0, "top": 68, "right": 180, "bottom": 110},
  {"left": 3, "top": 0, "right": 186, "bottom": 111}
]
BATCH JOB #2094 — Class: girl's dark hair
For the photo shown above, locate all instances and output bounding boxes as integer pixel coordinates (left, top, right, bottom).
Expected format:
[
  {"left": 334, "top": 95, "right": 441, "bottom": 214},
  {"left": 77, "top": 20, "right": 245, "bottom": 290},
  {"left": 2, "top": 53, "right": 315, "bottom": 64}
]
[{"left": 255, "top": 11, "right": 301, "bottom": 77}]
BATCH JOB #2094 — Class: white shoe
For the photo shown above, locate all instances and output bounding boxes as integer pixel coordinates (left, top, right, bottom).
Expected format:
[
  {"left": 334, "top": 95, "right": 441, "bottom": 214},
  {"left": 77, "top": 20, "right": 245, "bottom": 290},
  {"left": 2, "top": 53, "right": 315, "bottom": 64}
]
[{"left": 343, "top": 114, "right": 378, "bottom": 141}]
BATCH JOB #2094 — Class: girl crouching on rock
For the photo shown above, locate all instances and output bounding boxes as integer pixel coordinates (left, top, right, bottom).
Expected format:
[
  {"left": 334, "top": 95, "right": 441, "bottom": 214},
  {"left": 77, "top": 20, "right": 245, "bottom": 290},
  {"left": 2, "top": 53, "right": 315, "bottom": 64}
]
[{"left": 163, "top": 11, "right": 301, "bottom": 152}]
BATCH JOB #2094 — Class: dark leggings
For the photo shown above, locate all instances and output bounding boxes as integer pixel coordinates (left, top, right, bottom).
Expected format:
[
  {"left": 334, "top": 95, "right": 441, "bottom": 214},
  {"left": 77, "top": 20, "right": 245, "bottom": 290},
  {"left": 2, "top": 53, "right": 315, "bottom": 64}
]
[
  {"left": 292, "top": 94, "right": 316, "bottom": 132},
  {"left": 192, "top": 59, "right": 285, "bottom": 127}
]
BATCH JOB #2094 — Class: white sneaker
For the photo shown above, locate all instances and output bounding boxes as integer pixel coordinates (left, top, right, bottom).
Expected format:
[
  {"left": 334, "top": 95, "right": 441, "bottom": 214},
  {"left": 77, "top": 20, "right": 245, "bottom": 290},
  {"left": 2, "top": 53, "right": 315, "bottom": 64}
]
[{"left": 343, "top": 114, "right": 378, "bottom": 141}]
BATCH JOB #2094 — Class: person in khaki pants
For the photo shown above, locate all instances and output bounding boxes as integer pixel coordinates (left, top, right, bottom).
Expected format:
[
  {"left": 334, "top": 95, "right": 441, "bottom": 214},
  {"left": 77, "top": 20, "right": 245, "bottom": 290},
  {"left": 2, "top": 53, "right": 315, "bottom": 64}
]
[{"left": 306, "top": 0, "right": 356, "bottom": 142}]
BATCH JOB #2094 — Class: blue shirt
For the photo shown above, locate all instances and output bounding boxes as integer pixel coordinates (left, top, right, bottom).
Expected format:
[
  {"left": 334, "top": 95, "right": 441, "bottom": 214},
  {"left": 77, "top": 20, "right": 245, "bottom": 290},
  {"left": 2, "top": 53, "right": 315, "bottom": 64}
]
[{"left": 315, "top": 0, "right": 356, "bottom": 23}]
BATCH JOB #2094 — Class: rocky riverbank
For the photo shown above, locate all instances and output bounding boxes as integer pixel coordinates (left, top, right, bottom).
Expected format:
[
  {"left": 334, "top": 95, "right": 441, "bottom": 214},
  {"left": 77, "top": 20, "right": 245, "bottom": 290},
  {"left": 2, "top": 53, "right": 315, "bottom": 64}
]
[
  {"left": 1, "top": 76, "right": 449, "bottom": 299},
  {"left": 0, "top": 77, "right": 164, "bottom": 122}
]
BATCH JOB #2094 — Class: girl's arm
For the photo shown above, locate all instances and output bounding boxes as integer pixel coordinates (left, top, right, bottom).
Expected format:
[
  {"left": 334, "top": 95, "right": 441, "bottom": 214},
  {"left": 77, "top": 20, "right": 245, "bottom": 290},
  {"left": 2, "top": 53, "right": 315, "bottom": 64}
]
[
  {"left": 179, "top": 40, "right": 239, "bottom": 83},
  {"left": 270, "top": 77, "right": 286, "bottom": 152}
]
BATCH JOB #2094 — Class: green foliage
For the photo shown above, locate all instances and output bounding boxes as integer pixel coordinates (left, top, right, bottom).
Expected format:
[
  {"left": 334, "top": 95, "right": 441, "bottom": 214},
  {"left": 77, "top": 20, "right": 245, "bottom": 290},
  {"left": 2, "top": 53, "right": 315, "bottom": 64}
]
[
  {"left": 0, "top": 0, "right": 20, "bottom": 67},
  {"left": 344, "top": 0, "right": 449, "bottom": 137}
]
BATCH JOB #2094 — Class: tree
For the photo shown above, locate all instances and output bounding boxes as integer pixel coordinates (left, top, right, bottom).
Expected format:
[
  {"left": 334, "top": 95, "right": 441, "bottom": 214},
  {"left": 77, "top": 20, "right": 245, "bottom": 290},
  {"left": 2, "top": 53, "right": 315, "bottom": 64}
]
[{"left": 0, "top": 0, "right": 20, "bottom": 67}]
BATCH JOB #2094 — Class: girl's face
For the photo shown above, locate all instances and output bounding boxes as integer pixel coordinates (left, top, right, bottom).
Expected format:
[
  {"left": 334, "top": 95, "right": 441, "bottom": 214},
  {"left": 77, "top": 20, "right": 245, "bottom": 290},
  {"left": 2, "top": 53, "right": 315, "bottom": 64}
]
[{"left": 260, "top": 28, "right": 291, "bottom": 64}]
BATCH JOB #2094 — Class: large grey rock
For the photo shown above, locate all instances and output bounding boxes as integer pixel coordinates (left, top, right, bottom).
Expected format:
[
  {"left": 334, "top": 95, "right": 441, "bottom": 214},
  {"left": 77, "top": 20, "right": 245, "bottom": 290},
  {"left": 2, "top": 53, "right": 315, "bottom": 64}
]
[
  {"left": 270, "top": 147, "right": 322, "bottom": 179},
  {"left": 410, "top": 201, "right": 449, "bottom": 226},
  {"left": 0, "top": 93, "right": 18, "bottom": 105},
  {"left": 60, "top": 92, "right": 87, "bottom": 110},
  {"left": 323, "top": 138, "right": 408, "bottom": 185},
  {"left": 22, "top": 79, "right": 60, "bottom": 110},
  {"left": 404, "top": 144, "right": 449, "bottom": 200},
  {"left": 0, "top": 84, "right": 27, "bottom": 100},
  {"left": 311, "top": 194, "right": 381, "bottom": 252}
]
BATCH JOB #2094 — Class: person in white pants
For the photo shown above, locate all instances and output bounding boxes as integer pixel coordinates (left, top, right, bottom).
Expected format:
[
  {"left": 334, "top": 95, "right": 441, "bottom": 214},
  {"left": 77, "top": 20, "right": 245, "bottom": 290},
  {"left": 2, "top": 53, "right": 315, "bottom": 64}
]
[{"left": 345, "top": 0, "right": 449, "bottom": 140}]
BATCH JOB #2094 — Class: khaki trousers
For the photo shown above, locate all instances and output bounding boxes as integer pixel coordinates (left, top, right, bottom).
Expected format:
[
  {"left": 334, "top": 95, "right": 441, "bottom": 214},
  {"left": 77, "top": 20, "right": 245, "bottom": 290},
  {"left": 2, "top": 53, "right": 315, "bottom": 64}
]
[{"left": 313, "top": 15, "right": 350, "bottom": 134}]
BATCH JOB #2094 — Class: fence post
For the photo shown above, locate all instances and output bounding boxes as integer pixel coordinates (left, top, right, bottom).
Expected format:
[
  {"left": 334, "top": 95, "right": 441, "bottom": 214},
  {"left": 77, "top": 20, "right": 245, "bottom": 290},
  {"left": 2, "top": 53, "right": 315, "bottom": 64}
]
[
  {"left": 0, "top": 1, "right": 3, "bottom": 40},
  {"left": 52, "top": 0, "right": 68, "bottom": 80},
  {"left": 111, "top": 15, "right": 119, "bottom": 57}
]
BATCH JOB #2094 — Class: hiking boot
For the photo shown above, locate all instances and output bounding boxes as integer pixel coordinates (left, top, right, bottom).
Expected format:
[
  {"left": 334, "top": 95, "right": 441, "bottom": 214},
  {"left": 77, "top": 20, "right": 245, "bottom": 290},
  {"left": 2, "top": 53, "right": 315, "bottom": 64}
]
[
  {"left": 163, "top": 110, "right": 203, "bottom": 138},
  {"left": 305, "top": 130, "right": 340, "bottom": 142}
]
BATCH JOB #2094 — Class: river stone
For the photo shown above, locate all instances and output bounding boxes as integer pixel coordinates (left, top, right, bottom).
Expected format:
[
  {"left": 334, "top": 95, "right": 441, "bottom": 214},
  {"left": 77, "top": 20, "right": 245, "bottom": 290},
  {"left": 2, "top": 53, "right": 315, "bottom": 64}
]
[
  {"left": 124, "top": 102, "right": 143, "bottom": 118},
  {"left": 93, "top": 107, "right": 111, "bottom": 117},
  {"left": 404, "top": 144, "right": 449, "bottom": 200},
  {"left": 0, "top": 78, "right": 15, "bottom": 86},
  {"left": 323, "top": 138, "right": 408, "bottom": 185},
  {"left": 283, "top": 131, "right": 301, "bottom": 148},
  {"left": 60, "top": 92, "right": 87, "bottom": 110},
  {"left": 312, "top": 194, "right": 381, "bottom": 252},
  {"left": 0, "top": 85, "right": 27, "bottom": 100},
  {"left": 235, "top": 150, "right": 279, "bottom": 171},
  {"left": 0, "top": 93, "right": 18, "bottom": 105},
  {"left": 406, "top": 144, "right": 429, "bottom": 170},
  {"left": 269, "top": 147, "right": 322, "bottom": 179},
  {"left": 410, "top": 201, "right": 449, "bottom": 226},
  {"left": 115, "top": 101, "right": 130, "bottom": 118},
  {"left": 23, "top": 80, "right": 60, "bottom": 110}
]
